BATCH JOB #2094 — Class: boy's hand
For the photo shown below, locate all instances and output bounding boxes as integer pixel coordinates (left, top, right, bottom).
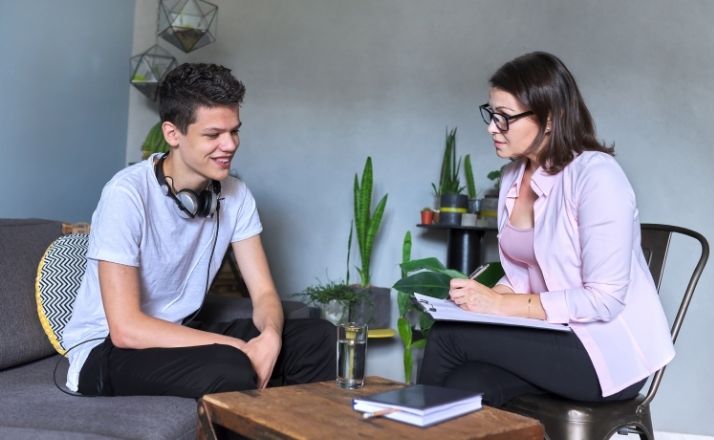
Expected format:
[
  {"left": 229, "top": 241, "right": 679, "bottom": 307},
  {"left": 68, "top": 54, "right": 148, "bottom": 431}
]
[{"left": 241, "top": 327, "right": 282, "bottom": 389}]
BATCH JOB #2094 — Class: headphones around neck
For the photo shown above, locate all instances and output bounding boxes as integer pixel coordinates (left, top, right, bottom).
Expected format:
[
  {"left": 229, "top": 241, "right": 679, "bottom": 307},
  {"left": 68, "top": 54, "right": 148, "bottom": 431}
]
[{"left": 154, "top": 153, "right": 221, "bottom": 219}]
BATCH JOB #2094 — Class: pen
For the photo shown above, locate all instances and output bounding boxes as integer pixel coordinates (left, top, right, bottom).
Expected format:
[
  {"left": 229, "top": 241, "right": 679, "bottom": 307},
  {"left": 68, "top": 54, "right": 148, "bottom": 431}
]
[
  {"left": 468, "top": 264, "right": 489, "bottom": 280},
  {"left": 362, "top": 408, "right": 400, "bottom": 419}
]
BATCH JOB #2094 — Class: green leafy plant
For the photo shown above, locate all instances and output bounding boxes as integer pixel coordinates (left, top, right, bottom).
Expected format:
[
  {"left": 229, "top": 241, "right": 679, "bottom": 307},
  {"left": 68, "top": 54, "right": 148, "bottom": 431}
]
[
  {"left": 464, "top": 154, "right": 477, "bottom": 199},
  {"left": 141, "top": 121, "right": 171, "bottom": 159},
  {"left": 394, "top": 258, "right": 505, "bottom": 299},
  {"left": 353, "top": 157, "right": 388, "bottom": 287},
  {"left": 295, "top": 224, "right": 367, "bottom": 322},
  {"left": 394, "top": 257, "right": 467, "bottom": 299},
  {"left": 298, "top": 279, "right": 362, "bottom": 306},
  {"left": 431, "top": 127, "right": 464, "bottom": 197},
  {"left": 393, "top": 254, "right": 505, "bottom": 382},
  {"left": 487, "top": 169, "right": 502, "bottom": 193},
  {"left": 396, "top": 232, "right": 435, "bottom": 383},
  {"left": 394, "top": 254, "right": 460, "bottom": 383}
]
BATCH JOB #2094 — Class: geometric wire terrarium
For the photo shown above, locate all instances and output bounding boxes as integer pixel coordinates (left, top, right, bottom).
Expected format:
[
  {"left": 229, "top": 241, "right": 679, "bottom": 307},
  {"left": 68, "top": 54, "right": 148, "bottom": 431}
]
[
  {"left": 129, "top": 44, "right": 178, "bottom": 101},
  {"left": 158, "top": 0, "right": 218, "bottom": 53}
]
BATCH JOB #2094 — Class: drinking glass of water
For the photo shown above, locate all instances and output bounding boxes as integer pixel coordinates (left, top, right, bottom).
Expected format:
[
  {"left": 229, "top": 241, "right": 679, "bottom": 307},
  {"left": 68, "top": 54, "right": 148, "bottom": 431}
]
[{"left": 336, "top": 322, "right": 367, "bottom": 389}]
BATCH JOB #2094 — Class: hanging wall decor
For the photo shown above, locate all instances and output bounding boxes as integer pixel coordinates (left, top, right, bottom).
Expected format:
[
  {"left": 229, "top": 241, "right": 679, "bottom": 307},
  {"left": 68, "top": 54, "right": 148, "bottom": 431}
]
[
  {"left": 158, "top": 0, "right": 218, "bottom": 53},
  {"left": 129, "top": 44, "right": 178, "bottom": 101}
]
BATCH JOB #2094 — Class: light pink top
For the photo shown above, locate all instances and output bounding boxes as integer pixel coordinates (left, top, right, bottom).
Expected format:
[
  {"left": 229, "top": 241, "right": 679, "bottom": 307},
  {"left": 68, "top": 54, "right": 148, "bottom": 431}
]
[
  {"left": 500, "top": 222, "right": 548, "bottom": 295},
  {"left": 496, "top": 151, "right": 674, "bottom": 397}
]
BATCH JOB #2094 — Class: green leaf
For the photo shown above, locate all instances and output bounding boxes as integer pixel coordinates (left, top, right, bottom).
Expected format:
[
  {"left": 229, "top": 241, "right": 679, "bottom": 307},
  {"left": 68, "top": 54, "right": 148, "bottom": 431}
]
[
  {"left": 399, "top": 257, "right": 445, "bottom": 273},
  {"left": 403, "top": 348, "right": 413, "bottom": 384},
  {"left": 397, "top": 290, "right": 412, "bottom": 317},
  {"left": 401, "top": 231, "right": 412, "bottom": 278},
  {"left": 397, "top": 317, "right": 412, "bottom": 346},
  {"left": 440, "top": 269, "right": 468, "bottom": 279},
  {"left": 411, "top": 338, "right": 427, "bottom": 349},
  {"left": 361, "top": 193, "right": 387, "bottom": 285},
  {"left": 142, "top": 121, "right": 171, "bottom": 154},
  {"left": 464, "top": 154, "right": 476, "bottom": 199},
  {"left": 419, "top": 313, "right": 435, "bottom": 335},
  {"left": 345, "top": 222, "right": 353, "bottom": 285},
  {"left": 392, "top": 271, "right": 451, "bottom": 298}
]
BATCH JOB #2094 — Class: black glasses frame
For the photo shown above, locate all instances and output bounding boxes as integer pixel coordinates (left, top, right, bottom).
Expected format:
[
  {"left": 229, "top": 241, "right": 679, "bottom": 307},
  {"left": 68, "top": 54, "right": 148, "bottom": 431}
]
[{"left": 479, "top": 103, "right": 534, "bottom": 132}]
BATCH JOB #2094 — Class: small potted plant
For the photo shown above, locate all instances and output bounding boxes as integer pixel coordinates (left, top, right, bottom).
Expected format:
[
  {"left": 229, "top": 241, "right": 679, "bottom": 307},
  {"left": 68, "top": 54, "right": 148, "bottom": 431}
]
[
  {"left": 420, "top": 207, "right": 434, "bottom": 225},
  {"left": 296, "top": 278, "right": 362, "bottom": 325},
  {"left": 433, "top": 127, "right": 467, "bottom": 225}
]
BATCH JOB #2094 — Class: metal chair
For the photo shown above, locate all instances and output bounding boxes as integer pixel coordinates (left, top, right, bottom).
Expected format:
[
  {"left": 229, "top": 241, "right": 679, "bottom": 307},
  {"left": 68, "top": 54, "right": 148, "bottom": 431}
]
[{"left": 504, "top": 223, "right": 709, "bottom": 440}]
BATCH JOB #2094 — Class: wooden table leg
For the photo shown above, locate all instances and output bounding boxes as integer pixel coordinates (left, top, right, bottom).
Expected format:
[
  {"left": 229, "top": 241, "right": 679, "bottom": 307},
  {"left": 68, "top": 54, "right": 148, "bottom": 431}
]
[{"left": 197, "top": 399, "right": 219, "bottom": 440}]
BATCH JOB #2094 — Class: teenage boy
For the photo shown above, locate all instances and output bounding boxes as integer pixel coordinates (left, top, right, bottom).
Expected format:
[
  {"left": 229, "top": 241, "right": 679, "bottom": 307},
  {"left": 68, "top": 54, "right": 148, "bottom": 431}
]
[{"left": 63, "top": 63, "right": 335, "bottom": 397}]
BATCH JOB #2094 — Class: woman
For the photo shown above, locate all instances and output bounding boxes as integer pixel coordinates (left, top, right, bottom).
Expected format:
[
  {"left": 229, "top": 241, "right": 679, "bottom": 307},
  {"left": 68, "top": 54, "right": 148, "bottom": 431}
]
[{"left": 418, "top": 52, "right": 674, "bottom": 407}]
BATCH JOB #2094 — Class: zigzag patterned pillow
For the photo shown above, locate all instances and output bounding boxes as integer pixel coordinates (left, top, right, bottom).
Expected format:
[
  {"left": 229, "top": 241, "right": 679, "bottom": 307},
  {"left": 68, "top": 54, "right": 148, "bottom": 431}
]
[{"left": 35, "top": 234, "right": 89, "bottom": 355}]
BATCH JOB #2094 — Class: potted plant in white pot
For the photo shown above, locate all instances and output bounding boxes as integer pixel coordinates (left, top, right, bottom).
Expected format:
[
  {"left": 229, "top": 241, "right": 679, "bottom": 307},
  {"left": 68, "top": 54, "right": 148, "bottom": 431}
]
[
  {"left": 296, "top": 278, "right": 361, "bottom": 325},
  {"left": 295, "top": 226, "right": 360, "bottom": 325}
]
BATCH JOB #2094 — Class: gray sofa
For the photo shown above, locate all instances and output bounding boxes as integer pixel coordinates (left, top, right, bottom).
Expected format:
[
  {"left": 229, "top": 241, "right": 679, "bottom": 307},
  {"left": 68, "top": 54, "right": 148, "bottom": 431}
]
[{"left": 0, "top": 219, "right": 317, "bottom": 440}]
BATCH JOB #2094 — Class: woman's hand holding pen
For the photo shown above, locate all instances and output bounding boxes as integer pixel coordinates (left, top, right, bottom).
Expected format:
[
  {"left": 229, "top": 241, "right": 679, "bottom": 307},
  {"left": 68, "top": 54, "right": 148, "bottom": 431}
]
[{"left": 449, "top": 278, "right": 503, "bottom": 314}]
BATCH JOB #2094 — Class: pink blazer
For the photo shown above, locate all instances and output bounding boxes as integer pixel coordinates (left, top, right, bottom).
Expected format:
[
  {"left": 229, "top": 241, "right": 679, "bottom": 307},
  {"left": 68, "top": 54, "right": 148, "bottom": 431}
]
[{"left": 496, "top": 151, "right": 674, "bottom": 397}]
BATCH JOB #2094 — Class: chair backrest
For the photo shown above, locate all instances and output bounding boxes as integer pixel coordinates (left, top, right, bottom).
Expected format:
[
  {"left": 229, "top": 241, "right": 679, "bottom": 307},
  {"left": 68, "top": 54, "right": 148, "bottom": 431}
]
[{"left": 638, "top": 223, "right": 709, "bottom": 410}]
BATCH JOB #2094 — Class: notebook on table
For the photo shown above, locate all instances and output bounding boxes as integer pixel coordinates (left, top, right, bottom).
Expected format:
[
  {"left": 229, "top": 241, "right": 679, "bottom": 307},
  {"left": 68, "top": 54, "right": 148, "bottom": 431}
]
[{"left": 352, "top": 384, "right": 483, "bottom": 427}]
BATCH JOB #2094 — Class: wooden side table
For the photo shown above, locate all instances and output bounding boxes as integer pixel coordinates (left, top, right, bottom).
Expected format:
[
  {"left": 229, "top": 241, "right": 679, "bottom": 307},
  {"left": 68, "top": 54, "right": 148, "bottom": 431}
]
[{"left": 417, "top": 224, "right": 497, "bottom": 275}]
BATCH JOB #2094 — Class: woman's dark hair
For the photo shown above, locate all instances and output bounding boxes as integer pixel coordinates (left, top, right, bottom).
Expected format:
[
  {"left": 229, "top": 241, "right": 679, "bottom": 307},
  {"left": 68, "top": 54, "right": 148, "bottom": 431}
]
[
  {"left": 489, "top": 51, "right": 613, "bottom": 174},
  {"left": 158, "top": 63, "right": 246, "bottom": 134}
]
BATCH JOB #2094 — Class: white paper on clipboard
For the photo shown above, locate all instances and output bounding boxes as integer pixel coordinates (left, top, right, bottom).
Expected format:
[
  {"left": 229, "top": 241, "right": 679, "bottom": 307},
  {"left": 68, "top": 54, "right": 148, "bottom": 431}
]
[{"left": 414, "top": 292, "right": 571, "bottom": 332}]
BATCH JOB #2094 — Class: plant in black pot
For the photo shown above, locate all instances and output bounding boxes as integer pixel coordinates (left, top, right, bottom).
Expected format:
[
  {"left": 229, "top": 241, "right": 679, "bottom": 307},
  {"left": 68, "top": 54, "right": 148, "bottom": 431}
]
[
  {"left": 348, "top": 156, "right": 391, "bottom": 329},
  {"left": 433, "top": 127, "right": 467, "bottom": 225}
]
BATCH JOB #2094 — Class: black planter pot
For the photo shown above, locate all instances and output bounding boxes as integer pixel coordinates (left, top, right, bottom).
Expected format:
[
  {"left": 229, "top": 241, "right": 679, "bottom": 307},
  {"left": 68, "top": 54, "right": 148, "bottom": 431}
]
[
  {"left": 438, "top": 193, "right": 468, "bottom": 225},
  {"left": 348, "top": 286, "right": 391, "bottom": 329}
]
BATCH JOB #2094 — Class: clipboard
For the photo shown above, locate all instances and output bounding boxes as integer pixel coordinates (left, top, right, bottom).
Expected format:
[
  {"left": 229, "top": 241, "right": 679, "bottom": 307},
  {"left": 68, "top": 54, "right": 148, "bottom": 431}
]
[{"left": 414, "top": 292, "right": 571, "bottom": 332}]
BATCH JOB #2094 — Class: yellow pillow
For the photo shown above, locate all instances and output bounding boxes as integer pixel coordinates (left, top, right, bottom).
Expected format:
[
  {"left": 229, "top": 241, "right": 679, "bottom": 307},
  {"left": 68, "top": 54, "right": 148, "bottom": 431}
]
[{"left": 35, "top": 234, "right": 89, "bottom": 355}]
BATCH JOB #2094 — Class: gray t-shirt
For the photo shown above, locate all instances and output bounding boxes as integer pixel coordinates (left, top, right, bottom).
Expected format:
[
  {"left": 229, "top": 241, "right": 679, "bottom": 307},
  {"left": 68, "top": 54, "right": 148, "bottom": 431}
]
[{"left": 63, "top": 154, "right": 262, "bottom": 391}]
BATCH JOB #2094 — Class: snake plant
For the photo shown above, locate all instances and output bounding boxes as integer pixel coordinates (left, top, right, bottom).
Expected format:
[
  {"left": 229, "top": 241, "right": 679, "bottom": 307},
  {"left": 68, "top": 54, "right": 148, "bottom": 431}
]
[{"left": 353, "top": 157, "right": 388, "bottom": 287}]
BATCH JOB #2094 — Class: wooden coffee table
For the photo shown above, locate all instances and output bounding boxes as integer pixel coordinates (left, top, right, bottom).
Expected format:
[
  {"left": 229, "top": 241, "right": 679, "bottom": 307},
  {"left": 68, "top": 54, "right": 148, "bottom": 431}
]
[{"left": 198, "top": 376, "right": 543, "bottom": 439}]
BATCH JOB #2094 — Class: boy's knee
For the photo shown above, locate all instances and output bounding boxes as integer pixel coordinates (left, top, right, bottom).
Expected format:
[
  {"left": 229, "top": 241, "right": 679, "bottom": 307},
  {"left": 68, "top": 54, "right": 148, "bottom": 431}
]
[{"left": 199, "top": 345, "right": 256, "bottom": 394}]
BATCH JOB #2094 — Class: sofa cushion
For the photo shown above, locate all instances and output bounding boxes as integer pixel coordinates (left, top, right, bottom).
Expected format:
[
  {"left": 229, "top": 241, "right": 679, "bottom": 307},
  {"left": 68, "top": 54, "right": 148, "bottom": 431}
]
[
  {"left": 0, "top": 219, "right": 63, "bottom": 370},
  {"left": 36, "top": 234, "right": 89, "bottom": 354},
  {"left": 0, "top": 356, "right": 196, "bottom": 439}
]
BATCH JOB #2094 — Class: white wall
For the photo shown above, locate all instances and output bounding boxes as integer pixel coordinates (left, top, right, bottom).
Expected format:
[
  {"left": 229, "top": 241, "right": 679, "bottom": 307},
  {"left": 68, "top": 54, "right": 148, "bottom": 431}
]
[{"left": 127, "top": 1, "right": 714, "bottom": 435}]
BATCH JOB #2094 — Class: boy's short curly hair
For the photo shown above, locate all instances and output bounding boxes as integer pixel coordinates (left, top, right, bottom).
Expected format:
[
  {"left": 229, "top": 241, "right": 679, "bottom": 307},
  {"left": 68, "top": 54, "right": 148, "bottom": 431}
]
[{"left": 158, "top": 63, "right": 246, "bottom": 133}]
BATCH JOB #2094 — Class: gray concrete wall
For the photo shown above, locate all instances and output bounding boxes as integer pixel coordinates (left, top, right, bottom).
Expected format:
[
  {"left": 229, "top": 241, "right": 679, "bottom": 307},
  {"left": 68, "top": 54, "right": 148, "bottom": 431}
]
[
  {"left": 126, "top": 1, "right": 714, "bottom": 435},
  {"left": 0, "top": 0, "right": 134, "bottom": 222}
]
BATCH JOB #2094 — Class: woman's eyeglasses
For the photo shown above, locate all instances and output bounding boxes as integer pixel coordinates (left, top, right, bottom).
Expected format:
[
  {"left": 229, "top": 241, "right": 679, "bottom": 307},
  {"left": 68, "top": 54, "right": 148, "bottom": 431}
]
[{"left": 479, "top": 104, "right": 534, "bottom": 132}]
